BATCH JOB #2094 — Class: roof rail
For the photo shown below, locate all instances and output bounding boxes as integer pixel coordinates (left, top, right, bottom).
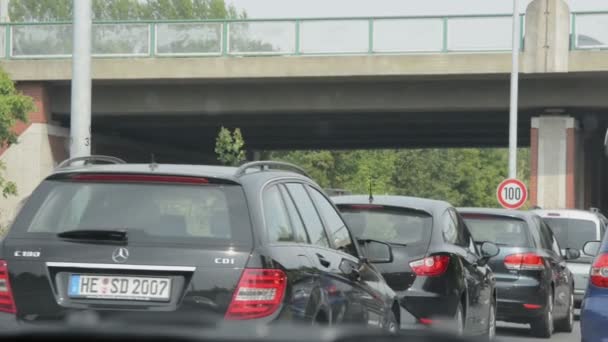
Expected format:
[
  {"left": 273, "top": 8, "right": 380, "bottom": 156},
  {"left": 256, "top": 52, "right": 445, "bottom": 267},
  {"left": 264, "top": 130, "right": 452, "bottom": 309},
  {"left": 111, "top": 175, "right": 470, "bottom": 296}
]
[
  {"left": 235, "top": 161, "right": 310, "bottom": 178},
  {"left": 57, "top": 155, "right": 126, "bottom": 169},
  {"left": 590, "top": 207, "right": 600, "bottom": 213}
]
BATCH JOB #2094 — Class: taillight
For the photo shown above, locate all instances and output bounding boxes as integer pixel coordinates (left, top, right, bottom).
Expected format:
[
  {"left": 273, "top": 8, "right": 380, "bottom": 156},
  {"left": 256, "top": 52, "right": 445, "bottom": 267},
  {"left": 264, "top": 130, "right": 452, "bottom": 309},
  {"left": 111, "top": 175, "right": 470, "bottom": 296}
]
[
  {"left": 225, "top": 269, "right": 287, "bottom": 320},
  {"left": 590, "top": 253, "right": 608, "bottom": 288},
  {"left": 504, "top": 253, "right": 545, "bottom": 270},
  {"left": 409, "top": 255, "right": 450, "bottom": 276},
  {"left": 0, "top": 260, "right": 16, "bottom": 314}
]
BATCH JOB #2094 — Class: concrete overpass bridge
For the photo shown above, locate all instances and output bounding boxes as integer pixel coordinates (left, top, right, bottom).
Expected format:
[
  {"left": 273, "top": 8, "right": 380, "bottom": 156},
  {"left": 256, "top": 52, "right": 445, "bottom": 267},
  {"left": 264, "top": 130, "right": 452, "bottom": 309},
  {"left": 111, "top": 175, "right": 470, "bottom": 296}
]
[{"left": 1, "top": 0, "right": 608, "bottom": 222}]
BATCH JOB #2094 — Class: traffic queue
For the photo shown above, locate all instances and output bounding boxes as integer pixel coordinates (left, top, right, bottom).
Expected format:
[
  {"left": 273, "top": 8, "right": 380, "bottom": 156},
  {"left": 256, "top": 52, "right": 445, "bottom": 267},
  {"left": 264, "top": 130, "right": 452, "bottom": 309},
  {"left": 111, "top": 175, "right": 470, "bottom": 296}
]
[{"left": 0, "top": 156, "right": 605, "bottom": 341}]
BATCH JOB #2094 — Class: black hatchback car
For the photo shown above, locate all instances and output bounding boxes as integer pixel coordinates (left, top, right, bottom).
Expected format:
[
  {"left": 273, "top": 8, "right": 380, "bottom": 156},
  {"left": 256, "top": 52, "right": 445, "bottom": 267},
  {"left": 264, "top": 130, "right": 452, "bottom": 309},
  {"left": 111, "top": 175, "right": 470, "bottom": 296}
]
[
  {"left": 333, "top": 196, "right": 499, "bottom": 338},
  {"left": 459, "top": 208, "right": 579, "bottom": 338},
  {"left": 0, "top": 156, "right": 399, "bottom": 330}
]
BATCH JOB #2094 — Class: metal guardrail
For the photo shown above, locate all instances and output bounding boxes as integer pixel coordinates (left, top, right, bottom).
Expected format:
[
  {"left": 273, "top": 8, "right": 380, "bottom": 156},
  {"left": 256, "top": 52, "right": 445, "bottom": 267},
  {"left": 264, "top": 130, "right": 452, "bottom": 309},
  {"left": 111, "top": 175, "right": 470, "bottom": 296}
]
[{"left": 0, "top": 12, "right": 604, "bottom": 59}]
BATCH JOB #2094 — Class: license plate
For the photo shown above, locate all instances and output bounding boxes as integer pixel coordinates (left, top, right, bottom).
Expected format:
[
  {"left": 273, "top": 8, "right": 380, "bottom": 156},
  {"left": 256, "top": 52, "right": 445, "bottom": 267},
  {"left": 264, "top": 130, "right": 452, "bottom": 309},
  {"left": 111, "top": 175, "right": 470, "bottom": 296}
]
[{"left": 68, "top": 274, "right": 172, "bottom": 301}]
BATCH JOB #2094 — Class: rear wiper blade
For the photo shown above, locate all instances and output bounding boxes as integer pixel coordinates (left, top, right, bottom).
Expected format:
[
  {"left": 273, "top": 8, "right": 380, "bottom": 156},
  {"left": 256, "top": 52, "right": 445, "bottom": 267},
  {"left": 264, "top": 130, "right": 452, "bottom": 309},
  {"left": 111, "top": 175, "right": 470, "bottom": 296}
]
[{"left": 57, "top": 229, "right": 128, "bottom": 243}]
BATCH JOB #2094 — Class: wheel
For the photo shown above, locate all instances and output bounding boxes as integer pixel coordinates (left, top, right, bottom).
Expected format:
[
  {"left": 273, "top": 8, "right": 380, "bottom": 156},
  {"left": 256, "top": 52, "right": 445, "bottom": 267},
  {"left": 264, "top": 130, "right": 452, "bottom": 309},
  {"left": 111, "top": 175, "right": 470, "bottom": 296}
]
[
  {"left": 484, "top": 299, "right": 497, "bottom": 341},
  {"left": 530, "top": 292, "right": 554, "bottom": 338},
  {"left": 453, "top": 302, "right": 465, "bottom": 336},
  {"left": 385, "top": 310, "right": 398, "bottom": 334},
  {"left": 555, "top": 292, "right": 574, "bottom": 332}
]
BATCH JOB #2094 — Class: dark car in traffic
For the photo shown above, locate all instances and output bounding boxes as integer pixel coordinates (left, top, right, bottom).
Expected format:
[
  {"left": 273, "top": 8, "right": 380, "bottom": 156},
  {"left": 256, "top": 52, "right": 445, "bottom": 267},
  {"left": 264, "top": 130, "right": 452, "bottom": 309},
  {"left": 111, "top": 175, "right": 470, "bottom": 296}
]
[
  {"left": 459, "top": 208, "right": 579, "bottom": 338},
  {"left": 0, "top": 156, "right": 399, "bottom": 330},
  {"left": 333, "top": 196, "right": 499, "bottom": 338}
]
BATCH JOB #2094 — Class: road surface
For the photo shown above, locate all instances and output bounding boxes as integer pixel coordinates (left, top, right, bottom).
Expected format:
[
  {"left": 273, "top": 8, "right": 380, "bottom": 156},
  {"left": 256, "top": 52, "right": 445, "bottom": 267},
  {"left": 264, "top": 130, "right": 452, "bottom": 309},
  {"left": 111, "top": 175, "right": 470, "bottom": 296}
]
[{"left": 497, "top": 313, "right": 580, "bottom": 342}]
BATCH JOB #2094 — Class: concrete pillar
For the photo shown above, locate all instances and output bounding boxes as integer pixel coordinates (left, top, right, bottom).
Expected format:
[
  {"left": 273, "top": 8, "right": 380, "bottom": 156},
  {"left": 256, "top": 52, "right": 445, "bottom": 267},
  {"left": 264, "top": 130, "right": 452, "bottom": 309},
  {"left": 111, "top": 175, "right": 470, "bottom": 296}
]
[
  {"left": 530, "top": 116, "right": 582, "bottom": 209},
  {"left": 523, "top": 0, "right": 571, "bottom": 73},
  {"left": 0, "top": 82, "right": 69, "bottom": 226}
]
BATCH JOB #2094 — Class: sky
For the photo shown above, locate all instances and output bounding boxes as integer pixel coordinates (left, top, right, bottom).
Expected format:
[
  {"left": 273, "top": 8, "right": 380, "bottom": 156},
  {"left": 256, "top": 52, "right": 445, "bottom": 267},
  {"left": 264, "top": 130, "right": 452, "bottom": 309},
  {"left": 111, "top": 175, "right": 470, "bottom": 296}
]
[{"left": 228, "top": 0, "right": 607, "bottom": 18}]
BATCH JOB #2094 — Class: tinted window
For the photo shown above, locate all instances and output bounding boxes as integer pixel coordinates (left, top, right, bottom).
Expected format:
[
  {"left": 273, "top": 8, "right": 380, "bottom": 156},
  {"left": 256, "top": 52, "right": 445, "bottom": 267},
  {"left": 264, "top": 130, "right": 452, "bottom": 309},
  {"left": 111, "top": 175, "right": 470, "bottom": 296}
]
[
  {"left": 263, "top": 185, "right": 296, "bottom": 243},
  {"left": 278, "top": 185, "right": 309, "bottom": 243},
  {"left": 285, "top": 184, "right": 330, "bottom": 248},
  {"left": 543, "top": 218, "right": 598, "bottom": 251},
  {"left": 442, "top": 210, "right": 458, "bottom": 244},
  {"left": 537, "top": 217, "right": 555, "bottom": 251},
  {"left": 339, "top": 205, "right": 432, "bottom": 256},
  {"left": 308, "top": 187, "right": 357, "bottom": 257},
  {"left": 453, "top": 211, "right": 472, "bottom": 247},
  {"left": 17, "top": 180, "right": 252, "bottom": 244},
  {"left": 461, "top": 214, "right": 531, "bottom": 247}
]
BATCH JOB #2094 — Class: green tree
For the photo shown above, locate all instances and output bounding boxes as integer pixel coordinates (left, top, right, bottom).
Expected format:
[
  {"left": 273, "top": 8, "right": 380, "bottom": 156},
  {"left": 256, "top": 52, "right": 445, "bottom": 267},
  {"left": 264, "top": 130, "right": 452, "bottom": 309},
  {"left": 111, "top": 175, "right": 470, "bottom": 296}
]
[
  {"left": 9, "top": 0, "right": 276, "bottom": 54},
  {"left": 215, "top": 127, "right": 246, "bottom": 166},
  {"left": 9, "top": 0, "right": 244, "bottom": 21},
  {"left": 0, "top": 69, "right": 35, "bottom": 198},
  {"left": 271, "top": 150, "right": 335, "bottom": 187},
  {"left": 270, "top": 147, "right": 530, "bottom": 208}
]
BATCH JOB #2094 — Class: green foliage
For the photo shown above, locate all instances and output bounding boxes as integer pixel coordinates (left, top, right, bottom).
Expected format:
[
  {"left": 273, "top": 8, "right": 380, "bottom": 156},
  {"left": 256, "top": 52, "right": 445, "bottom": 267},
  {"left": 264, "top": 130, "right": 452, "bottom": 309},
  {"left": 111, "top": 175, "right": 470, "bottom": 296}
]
[
  {"left": 215, "top": 127, "right": 246, "bottom": 166},
  {"left": 271, "top": 148, "right": 530, "bottom": 208},
  {"left": 0, "top": 68, "right": 35, "bottom": 199},
  {"left": 9, "top": 0, "right": 273, "bottom": 54},
  {"left": 9, "top": 0, "right": 244, "bottom": 21}
]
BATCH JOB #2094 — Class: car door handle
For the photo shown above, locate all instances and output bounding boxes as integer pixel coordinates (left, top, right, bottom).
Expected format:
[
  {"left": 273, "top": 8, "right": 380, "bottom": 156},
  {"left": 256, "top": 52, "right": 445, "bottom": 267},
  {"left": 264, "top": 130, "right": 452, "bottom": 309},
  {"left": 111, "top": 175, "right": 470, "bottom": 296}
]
[{"left": 316, "top": 253, "right": 331, "bottom": 268}]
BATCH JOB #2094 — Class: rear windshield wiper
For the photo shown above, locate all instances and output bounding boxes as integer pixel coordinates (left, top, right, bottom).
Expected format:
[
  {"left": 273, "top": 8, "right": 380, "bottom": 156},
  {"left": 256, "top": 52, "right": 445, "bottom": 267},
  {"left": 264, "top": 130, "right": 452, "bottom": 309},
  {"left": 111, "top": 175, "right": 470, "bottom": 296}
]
[{"left": 57, "top": 229, "right": 128, "bottom": 244}]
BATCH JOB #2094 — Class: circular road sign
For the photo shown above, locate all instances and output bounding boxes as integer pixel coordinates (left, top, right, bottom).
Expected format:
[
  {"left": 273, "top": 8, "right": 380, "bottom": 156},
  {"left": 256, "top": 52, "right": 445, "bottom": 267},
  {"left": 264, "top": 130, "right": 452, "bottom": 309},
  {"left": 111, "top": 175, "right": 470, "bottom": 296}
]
[{"left": 497, "top": 179, "right": 528, "bottom": 209}]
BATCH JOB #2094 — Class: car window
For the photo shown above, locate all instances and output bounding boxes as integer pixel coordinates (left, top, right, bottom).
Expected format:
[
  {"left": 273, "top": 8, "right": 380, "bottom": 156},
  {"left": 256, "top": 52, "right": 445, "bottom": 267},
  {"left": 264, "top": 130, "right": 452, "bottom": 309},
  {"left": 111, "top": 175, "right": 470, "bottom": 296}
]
[
  {"left": 542, "top": 217, "right": 598, "bottom": 251},
  {"left": 527, "top": 218, "right": 544, "bottom": 249},
  {"left": 537, "top": 217, "right": 556, "bottom": 252},
  {"left": 19, "top": 180, "right": 252, "bottom": 244},
  {"left": 442, "top": 210, "right": 458, "bottom": 244},
  {"left": 285, "top": 183, "right": 330, "bottom": 248},
  {"left": 542, "top": 221, "right": 562, "bottom": 256},
  {"left": 263, "top": 185, "right": 297, "bottom": 243},
  {"left": 278, "top": 185, "right": 309, "bottom": 243},
  {"left": 461, "top": 214, "right": 532, "bottom": 248},
  {"left": 459, "top": 219, "right": 477, "bottom": 255},
  {"left": 307, "top": 187, "right": 357, "bottom": 257},
  {"left": 452, "top": 210, "right": 472, "bottom": 248}
]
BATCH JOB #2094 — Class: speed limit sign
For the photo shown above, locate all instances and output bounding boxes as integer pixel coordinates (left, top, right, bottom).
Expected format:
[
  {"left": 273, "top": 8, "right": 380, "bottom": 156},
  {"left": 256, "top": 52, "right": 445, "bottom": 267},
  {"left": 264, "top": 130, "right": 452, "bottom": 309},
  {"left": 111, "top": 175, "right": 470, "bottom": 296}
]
[{"left": 497, "top": 179, "right": 528, "bottom": 209}]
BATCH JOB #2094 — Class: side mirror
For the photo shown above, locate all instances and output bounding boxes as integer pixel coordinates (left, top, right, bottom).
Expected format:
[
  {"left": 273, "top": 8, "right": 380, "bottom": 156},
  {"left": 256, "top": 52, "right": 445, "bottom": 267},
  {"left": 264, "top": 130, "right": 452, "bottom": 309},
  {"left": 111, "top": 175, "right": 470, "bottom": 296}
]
[
  {"left": 358, "top": 238, "right": 393, "bottom": 264},
  {"left": 564, "top": 248, "right": 581, "bottom": 260},
  {"left": 583, "top": 241, "right": 602, "bottom": 257},
  {"left": 480, "top": 241, "right": 500, "bottom": 259}
]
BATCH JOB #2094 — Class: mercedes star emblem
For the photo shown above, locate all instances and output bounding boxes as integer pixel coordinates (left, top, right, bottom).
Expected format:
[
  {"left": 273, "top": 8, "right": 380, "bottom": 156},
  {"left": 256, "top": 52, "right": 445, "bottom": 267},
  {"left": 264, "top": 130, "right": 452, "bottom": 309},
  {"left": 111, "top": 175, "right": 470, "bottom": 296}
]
[{"left": 112, "top": 247, "right": 129, "bottom": 263}]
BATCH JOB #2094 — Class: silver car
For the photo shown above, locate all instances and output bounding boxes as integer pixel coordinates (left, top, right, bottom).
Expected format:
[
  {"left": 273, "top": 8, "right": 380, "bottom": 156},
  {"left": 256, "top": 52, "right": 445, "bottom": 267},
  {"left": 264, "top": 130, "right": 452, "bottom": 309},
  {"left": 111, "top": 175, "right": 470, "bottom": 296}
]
[{"left": 535, "top": 209, "right": 607, "bottom": 307}]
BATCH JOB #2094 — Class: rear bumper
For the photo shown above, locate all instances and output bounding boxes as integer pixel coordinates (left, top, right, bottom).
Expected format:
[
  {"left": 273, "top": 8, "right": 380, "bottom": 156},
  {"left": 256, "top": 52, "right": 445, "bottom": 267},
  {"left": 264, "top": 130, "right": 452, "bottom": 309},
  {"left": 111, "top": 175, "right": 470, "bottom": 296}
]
[
  {"left": 581, "top": 294, "right": 608, "bottom": 342},
  {"left": 397, "top": 289, "right": 459, "bottom": 322},
  {"left": 495, "top": 278, "right": 547, "bottom": 323}
]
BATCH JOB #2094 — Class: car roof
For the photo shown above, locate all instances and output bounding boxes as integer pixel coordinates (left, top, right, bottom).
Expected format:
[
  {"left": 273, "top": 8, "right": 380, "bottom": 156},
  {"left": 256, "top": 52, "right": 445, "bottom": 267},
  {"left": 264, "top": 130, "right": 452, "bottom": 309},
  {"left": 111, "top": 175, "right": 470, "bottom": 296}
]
[
  {"left": 332, "top": 195, "right": 452, "bottom": 216},
  {"left": 533, "top": 209, "right": 603, "bottom": 223},
  {"left": 50, "top": 163, "right": 311, "bottom": 185},
  {"left": 458, "top": 207, "right": 538, "bottom": 221}
]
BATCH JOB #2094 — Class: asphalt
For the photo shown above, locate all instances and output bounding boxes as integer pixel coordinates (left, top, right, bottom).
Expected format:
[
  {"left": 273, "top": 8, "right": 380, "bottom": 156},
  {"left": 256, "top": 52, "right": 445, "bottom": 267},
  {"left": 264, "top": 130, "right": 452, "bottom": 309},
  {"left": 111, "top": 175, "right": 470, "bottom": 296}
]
[{"left": 496, "top": 312, "right": 581, "bottom": 342}]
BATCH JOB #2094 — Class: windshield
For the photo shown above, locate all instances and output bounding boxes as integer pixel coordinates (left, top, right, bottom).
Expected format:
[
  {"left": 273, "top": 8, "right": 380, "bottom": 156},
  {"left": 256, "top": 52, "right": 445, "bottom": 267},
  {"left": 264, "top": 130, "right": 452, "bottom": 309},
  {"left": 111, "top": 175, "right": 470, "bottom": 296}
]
[
  {"left": 13, "top": 180, "right": 252, "bottom": 245},
  {"left": 542, "top": 218, "right": 598, "bottom": 252},
  {"left": 339, "top": 206, "right": 432, "bottom": 246},
  {"left": 462, "top": 215, "right": 531, "bottom": 247}
]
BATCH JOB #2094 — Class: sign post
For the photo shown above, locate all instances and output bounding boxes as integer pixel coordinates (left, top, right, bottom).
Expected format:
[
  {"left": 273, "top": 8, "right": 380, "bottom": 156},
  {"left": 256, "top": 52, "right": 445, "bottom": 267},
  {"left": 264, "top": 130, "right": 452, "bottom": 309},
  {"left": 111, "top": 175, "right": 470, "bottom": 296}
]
[
  {"left": 508, "top": 0, "right": 521, "bottom": 179},
  {"left": 497, "top": 179, "right": 528, "bottom": 210},
  {"left": 70, "top": 0, "right": 92, "bottom": 158}
]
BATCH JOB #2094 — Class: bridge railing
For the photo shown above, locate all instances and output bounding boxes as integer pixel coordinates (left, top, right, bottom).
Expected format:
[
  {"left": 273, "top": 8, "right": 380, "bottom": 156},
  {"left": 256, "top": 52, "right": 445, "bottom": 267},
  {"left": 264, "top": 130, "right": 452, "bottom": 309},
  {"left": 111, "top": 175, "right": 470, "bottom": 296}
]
[
  {"left": 0, "top": 14, "right": 529, "bottom": 59},
  {"left": 572, "top": 12, "right": 608, "bottom": 50},
  {"left": 0, "top": 12, "right": 605, "bottom": 59}
]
